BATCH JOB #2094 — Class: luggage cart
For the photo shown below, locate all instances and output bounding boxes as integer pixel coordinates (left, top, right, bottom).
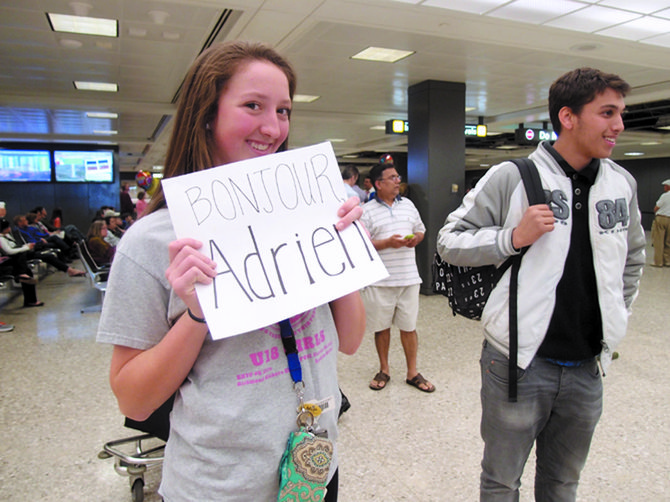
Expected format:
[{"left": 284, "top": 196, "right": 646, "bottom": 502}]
[
  {"left": 98, "top": 434, "right": 165, "bottom": 502},
  {"left": 98, "top": 395, "right": 174, "bottom": 502}
]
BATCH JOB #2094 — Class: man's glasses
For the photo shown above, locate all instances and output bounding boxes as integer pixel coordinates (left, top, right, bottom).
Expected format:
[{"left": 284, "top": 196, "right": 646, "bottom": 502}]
[{"left": 381, "top": 175, "right": 402, "bottom": 182}]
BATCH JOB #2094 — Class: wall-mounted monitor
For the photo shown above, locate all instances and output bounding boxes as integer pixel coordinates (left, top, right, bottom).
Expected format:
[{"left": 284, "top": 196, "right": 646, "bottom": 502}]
[
  {"left": 54, "top": 149, "right": 114, "bottom": 182},
  {"left": 0, "top": 149, "right": 52, "bottom": 182}
]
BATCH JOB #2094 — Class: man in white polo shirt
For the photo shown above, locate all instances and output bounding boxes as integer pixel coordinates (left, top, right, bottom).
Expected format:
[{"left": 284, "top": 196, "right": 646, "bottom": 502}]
[{"left": 360, "top": 158, "right": 434, "bottom": 393}]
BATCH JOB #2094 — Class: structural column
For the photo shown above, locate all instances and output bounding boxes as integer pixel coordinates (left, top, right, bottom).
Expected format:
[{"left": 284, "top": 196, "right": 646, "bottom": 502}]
[{"left": 407, "top": 80, "right": 466, "bottom": 294}]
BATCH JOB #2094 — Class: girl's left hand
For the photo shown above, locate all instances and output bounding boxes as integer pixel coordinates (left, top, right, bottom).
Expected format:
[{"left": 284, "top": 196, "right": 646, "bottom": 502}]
[{"left": 335, "top": 196, "right": 363, "bottom": 231}]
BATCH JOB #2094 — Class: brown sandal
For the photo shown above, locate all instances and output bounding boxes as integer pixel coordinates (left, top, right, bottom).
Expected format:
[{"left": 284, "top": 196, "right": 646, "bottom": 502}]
[
  {"left": 369, "top": 371, "right": 390, "bottom": 391},
  {"left": 406, "top": 373, "right": 435, "bottom": 393}
]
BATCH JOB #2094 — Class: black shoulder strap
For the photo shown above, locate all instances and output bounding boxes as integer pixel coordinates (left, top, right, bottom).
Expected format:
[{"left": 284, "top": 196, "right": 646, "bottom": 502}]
[
  {"left": 510, "top": 158, "right": 545, "bottom": 206},
  {"left": 505, "top": 158, "right": 544, "bottom": 402}
]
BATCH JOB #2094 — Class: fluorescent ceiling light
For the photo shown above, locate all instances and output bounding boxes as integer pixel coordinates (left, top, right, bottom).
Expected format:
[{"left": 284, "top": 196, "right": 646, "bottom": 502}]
[
  {"left": 87, "top": 112, "right": 118, "bottom": 119},
  {"left": 293, "top": 94, "right": 320, "bottom": 103},
  {"left": 74, "top": 81, "right": 118, "bottom": 92},
  {"left": 47, "top": 13, "right": 118, "bottom": 37},
  {"left": 640, "top": 141, "right": 662, "bottom": 145},
  {"left": 327, "top": 138, "right": 347, "bottom": 142},
  {"left": 624, "top": 151, "right": 645, "bottom": 156},
  {"left": 496, "top": 145, "right": 519, "bottom": 150},
  {"left": 370, "top": 125, "right": 387, "bottom": 130},
  {"left": 93, "top": 130, "right": 118, "bottom": 135},
  {"left": 351, "top": 47, "right": 415, "bottom": 63},
  {"left": 465, "top": 106, "right": 477, "bottom": 112}
]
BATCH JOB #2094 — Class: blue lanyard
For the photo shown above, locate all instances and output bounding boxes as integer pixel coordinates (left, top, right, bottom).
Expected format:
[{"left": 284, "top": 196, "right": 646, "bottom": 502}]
[{"left": 279, "top": 319, "right": 302, "bottom": 385}]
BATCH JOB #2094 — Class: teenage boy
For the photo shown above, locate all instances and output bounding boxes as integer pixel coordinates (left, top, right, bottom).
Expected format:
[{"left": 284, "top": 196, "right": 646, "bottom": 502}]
[{"left": 437, "top": 67, "right": 645, "bottom": 501}]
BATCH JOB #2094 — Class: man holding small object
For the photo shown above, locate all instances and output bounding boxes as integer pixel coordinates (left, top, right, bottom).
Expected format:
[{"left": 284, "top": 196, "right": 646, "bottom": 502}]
[{"left": 360, "top": 157, "right": 435, "bottom": 393}]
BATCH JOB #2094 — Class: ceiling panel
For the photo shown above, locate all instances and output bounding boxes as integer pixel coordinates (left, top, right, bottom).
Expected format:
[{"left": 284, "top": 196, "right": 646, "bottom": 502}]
[{"left": 0, "top": 0, "right": 669, "bottom": 175}]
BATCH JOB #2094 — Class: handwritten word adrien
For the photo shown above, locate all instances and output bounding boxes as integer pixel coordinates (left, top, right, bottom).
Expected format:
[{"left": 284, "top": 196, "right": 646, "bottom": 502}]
[{"left": 209, "top": 222, "right": 375, "bottom": 308}]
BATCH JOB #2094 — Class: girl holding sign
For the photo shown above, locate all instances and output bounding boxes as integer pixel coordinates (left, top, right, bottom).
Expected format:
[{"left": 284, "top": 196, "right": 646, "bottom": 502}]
[{"left": 97, "top": 41, "right": 365, "bottom": 501}]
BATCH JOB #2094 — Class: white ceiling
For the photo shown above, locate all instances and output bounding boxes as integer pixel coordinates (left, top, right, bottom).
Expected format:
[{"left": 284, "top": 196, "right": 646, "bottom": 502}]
[{"left": 1, "top": 0, "right": 670, "bottom": 175}]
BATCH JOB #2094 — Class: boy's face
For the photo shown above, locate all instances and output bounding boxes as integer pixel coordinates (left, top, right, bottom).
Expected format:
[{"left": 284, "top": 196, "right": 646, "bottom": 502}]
[{"left": 566, "top": 87, "right": 625, "bottom": 161}]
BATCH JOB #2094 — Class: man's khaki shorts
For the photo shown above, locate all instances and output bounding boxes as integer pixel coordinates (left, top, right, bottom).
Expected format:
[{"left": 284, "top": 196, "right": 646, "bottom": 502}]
[{"left": 361, "top": 284, "right": 420, "bottom": 333}]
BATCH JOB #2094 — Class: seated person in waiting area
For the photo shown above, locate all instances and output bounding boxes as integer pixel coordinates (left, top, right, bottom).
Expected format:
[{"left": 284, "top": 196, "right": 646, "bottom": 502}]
[
  {"left": 15, "top": 214, "right": 66, "bottom": 258},
  {"left": 0, "top": 218, "right": 44, "bottom": 307},
  {"left": 86, "top": 220, "right": 115, "bottom": 267},
  {"left": 9, "top": 216, "right": 86, "bottom": 277},
  {"left": 25, "top": 212, "right": 75, "bottom": 259},
  {"left": 102, "top": 210, "right": 125, "bottom": 247}
]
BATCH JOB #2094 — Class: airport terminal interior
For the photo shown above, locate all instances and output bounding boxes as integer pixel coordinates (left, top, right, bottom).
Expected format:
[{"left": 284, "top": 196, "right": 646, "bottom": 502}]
[
  {"left": 2, "top": 0, "right": 670, "bottom": 500},
  {"left": 0, "top": 237, "right": 667, "bottom": 501}
]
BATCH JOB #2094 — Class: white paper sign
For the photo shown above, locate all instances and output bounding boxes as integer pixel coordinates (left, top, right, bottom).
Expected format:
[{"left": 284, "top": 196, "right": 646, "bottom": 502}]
[{"left": 162, "top": 142, "right": 388, "bottom": 340}]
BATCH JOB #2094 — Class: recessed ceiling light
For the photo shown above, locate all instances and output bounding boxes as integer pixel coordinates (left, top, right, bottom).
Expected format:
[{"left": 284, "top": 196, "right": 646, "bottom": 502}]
[
  {"left": 640, "top": 141, "right": 661, "bottom": 145},
  {"left": 93, "top": 130, "right": 118, "bottom": 135},
  {"left": 74, "top": 81, "right": 118, "bottom": 92},
  {"left": 496, "top": 145, "right": 518, "bottom": 150},
  {"left": 327, "top": 138, "right": 347, "bottom": 143},
  {"left": 370, "top": 125, "right": 387, "bottom": 131},
  {"left": 128, "top": 27, "right": 148, "bottom": 37},
  {"left": 148, "top": 10, "right": 170, "bottom": 25},
  {"left": 342, "top": 154, "right": 359, "bottom": 159},
  {"left": 624, "top": 151, "right": 645, "bottom": 156},
  {"left": 293, "top": 94, "right": 320, "bottom": 103},
  {"left": 47, "top": 13, "right": 118, "bottom": 37},
  {"left": 351, "top": 46, "right": 415, "bottom": 63},
  {"left": 87, "top": 111, "right": 118, "bottom": 119},
  {"left": 59, "top": 38, "right": 83, "bottom": 49}
]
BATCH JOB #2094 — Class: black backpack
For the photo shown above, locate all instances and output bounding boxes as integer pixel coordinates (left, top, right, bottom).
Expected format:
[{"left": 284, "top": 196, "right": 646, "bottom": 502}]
[{"left": 433, "top": 158, "right": 545, "bottom": 400}]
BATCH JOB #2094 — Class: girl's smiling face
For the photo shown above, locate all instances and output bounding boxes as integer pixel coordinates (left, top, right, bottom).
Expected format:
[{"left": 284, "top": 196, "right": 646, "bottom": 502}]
[{"left": 210, "top": 60, "right": 292, "bottom": 166}]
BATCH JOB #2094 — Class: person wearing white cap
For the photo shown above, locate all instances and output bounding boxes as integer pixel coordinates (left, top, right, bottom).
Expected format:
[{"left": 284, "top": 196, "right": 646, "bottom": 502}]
[{"left": 652, "top": 179, "right": 670, "bottom": 267}]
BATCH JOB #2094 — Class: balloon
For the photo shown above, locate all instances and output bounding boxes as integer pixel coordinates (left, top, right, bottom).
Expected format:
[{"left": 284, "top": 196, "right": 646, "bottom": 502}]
[
  {"left": 146, "top": 176, "right": 160, "bottom": 196},
  {"left": 135, "top": 170, "right": 153, "bottom": 189},
  {"left": 380, "top": 153, "right": 394, "bottom": 165}
]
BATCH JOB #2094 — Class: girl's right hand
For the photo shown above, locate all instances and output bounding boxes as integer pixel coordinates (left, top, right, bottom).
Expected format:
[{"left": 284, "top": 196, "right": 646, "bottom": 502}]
[{"left": 166, "top": 238, "right": 217, "bottom": 316}]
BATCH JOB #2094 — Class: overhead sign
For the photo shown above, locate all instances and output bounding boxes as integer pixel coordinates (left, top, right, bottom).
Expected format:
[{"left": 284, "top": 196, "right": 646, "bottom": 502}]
[
  {"left": 386, "top": 120, "right": 487, "bottom": 137},
  {"left": 515, "top": 127, "right": 557, "bottom": 145},
  {"left": 465, "top": 124, "right": 487, "bottom": 137},
  {"left": 385, "top": 119, "right": 409, "bottom": 135}
]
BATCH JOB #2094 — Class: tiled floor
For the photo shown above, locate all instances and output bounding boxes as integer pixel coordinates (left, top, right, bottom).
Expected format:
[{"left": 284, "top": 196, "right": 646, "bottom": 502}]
[{"left": 0, "top": 241, "right": 668, "bottom": 501}]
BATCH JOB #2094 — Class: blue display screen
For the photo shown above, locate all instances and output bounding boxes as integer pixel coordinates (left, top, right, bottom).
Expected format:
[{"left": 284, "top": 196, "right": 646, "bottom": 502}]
[
  {"left": 0, "top": 149, "right": 52, "bottom": 182},
  {"left": 54, "top": 150, "right": 114, "bottom": 182}
]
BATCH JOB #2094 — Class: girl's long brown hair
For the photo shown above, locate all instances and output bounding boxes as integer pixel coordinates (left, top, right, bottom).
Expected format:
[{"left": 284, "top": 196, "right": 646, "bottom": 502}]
[{"left": 145, "top": 41, "right": 297, "bottom": 215}]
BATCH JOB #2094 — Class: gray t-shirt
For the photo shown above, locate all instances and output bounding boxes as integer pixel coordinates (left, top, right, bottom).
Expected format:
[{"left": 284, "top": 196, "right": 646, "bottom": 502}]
[{"left": 97, "top": 209, "right": 342, "bottom": 501}]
